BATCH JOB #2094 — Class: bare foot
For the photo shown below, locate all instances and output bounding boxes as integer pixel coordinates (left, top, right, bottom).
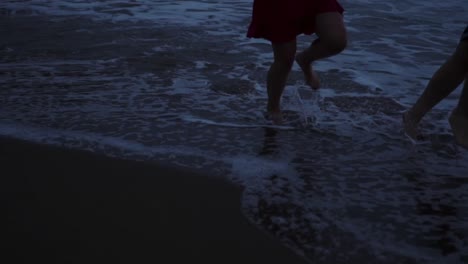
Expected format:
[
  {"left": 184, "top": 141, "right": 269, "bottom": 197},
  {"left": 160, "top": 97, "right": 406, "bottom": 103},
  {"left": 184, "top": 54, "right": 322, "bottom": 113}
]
[
  {"left": 449, "top": 110, "right": 468, "bottom": 149},
  {"left": 295, "top": 52, "right": 320, "bottom": 90},
  {"left": 265, "top": 111, "right": 283, "bottom": 125},
  {"left": 403, "top": 111, "right": 423, "bottom": 141}
]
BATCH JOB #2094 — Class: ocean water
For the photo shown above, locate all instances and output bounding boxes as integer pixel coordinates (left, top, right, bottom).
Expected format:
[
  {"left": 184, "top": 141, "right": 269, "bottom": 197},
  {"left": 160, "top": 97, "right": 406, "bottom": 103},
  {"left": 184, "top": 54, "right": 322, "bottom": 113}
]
[{"left": 1, "top": 0, "right": 468, "bottom": 263}]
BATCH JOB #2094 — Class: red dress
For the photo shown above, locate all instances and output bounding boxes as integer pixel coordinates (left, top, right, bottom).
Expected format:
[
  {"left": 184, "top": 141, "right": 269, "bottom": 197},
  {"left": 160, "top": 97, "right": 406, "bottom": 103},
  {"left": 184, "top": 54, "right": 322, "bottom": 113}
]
[{"left": 247, "top": 0, "right": 344, "bottom": 43}]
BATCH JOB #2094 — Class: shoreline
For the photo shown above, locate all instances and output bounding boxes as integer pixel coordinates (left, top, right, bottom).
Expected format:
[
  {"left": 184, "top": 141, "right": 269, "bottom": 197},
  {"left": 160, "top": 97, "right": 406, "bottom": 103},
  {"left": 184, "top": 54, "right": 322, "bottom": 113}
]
[{"left": 0, "top": 136, "right": 308, "bottom": 264}]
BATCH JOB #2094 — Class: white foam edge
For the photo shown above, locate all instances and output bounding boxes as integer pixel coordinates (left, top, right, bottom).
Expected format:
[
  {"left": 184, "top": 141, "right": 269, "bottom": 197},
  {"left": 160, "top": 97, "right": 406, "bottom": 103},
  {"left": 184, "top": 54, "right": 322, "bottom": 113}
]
[
  {"left": 181, "top": 115, "right": 296, "bottom": 130},
  {"left": 0, "top": 121, "right": 218, "bottom": 161}
]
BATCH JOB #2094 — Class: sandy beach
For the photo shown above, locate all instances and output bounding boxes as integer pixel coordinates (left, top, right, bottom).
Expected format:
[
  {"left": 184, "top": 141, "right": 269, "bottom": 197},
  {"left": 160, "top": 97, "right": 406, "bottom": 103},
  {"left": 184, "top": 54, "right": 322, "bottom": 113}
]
[
  {"left": 0, "top": 137, "right": 308, "bottom": 264},
  {"left": 1, "top": 1, "right": 467, "bottom": 263}
]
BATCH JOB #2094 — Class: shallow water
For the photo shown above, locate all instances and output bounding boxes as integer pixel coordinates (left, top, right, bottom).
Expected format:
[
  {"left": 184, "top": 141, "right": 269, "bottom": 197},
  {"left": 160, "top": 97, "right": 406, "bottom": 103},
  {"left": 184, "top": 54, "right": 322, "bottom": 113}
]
[{"left": 1, "top": 1, "right": 468, "bottom": 263}]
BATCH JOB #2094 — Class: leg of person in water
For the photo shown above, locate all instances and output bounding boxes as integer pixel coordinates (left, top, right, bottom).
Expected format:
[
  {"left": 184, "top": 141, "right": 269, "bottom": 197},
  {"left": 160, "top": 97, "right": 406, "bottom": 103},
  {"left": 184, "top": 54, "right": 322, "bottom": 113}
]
[
  {"left": 449, "top": 76, "right": 468, "bottom": 148},
  {"left": 267, "top": 40, "right": 297, "bottom": 124},
  {"left": 403, "top": 40, "right": 468, "bottom": 140},
  {"left": 295, "top": 12, "right": 347, "bottom": 89},
  {"left": 455, "top": 75, "right": 468, "bottom": 116}
]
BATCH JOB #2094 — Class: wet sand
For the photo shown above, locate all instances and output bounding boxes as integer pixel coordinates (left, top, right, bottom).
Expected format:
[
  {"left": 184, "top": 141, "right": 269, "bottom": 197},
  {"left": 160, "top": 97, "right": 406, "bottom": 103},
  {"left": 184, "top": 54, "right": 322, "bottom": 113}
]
[{"left": 0, "top": 137, "right": 308, "bottom": 264}]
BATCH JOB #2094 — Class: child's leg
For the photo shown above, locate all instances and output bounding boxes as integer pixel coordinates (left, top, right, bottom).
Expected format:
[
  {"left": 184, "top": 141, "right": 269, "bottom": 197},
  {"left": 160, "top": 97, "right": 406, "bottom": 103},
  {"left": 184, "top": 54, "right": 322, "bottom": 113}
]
[
  {"left": 266, "top": 40, "right": 296, "bottom": 124},
  {"left": 449, "top": 76, "right": 468, "bottom": 149},
  {"left": 404, "top": 40, "right": 468, "bottom": 140},
  {"left": 406, "top": 41, "right": 468, "bottom": 123},
  {"left": 455, "top": 75, "right": 468, "bottom": 116},
  {"left": 296, "top": 12, "right": 347, "bottom": 89}
]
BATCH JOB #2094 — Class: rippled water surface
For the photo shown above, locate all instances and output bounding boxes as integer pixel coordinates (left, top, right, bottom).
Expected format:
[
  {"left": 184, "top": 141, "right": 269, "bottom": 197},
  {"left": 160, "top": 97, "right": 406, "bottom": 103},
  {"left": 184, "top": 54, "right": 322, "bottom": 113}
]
[{"left": 1, "top": 1, "right": 467, "bottom": 263}]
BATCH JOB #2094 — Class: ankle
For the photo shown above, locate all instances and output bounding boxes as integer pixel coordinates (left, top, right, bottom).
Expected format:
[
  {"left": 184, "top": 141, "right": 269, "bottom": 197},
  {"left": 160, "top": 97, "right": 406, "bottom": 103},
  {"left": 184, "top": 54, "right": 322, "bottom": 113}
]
[
  {"left": 453, "top": 106, "right": 468, "bottom": 117},
  {"left": 267, "top": 104, "right": 281, "bottom": 113},
  {"left": 405, "top": 108, "right": 422, "bottom": 124}
]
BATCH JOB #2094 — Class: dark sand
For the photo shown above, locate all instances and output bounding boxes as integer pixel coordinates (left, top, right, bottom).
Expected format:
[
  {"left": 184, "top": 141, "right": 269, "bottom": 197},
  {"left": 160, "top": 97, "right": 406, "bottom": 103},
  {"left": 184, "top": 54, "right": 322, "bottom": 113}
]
[{"left": 0, "top": 137, "right": 308, "bottom": 264}]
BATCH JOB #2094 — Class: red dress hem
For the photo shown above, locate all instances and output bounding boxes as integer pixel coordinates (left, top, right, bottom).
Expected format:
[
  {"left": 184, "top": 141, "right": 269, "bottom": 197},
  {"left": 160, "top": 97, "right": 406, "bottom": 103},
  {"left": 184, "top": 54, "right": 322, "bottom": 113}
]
[{"left": 247, "top": 0, "right": 344, "bottom": 43}]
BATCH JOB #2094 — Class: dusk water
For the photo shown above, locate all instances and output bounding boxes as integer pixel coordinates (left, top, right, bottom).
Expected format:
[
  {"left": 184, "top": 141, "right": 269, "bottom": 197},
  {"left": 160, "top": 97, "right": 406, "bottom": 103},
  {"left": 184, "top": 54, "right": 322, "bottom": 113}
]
[{"left": 1, "top": 1, "right": 467, "bottom": 263}]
